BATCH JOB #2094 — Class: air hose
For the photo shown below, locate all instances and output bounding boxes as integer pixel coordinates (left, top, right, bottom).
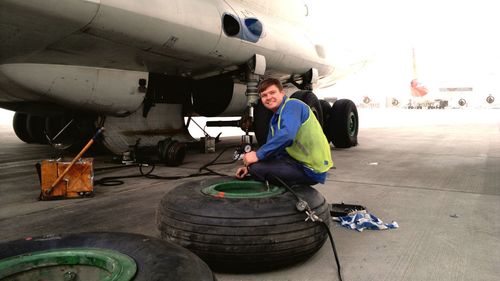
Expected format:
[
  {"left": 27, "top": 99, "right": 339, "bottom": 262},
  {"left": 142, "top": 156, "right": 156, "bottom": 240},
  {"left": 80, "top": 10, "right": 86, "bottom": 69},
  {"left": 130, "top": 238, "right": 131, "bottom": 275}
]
[
  {"left": 271, "top": 175, "right": 344, "bottom": 281},
  {"left": 94, "top": 145, "right": 239, "bottom": 186}
]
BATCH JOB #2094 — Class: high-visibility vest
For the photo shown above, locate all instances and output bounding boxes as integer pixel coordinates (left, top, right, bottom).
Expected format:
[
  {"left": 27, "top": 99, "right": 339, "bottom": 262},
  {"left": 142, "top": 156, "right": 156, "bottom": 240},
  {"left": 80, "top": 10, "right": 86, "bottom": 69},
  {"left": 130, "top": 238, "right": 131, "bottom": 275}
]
[{"left": 271, "top": 98, "right": 333, "bottom": 173}]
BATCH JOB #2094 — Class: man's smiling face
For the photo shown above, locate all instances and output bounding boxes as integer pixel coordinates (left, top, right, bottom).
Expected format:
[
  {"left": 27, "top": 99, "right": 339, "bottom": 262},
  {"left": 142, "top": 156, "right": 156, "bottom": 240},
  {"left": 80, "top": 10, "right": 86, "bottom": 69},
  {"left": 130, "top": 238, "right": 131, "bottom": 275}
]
[{"left": 260, "top": 85, "right": 285, "bottom": 112}]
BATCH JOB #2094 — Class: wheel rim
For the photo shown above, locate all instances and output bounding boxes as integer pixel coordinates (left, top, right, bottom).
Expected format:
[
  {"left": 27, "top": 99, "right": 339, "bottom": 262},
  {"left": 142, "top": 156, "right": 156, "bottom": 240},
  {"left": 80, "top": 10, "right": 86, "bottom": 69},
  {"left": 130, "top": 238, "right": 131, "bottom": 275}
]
[
  {"left": 347, "top": 111, "right": 357, "bottom": 137},
  {"left": 202, "top": 180, "right": 285, "bottom": 198},
  {"left": 0, "top": 248, "right": 137, "bottom": 281}
]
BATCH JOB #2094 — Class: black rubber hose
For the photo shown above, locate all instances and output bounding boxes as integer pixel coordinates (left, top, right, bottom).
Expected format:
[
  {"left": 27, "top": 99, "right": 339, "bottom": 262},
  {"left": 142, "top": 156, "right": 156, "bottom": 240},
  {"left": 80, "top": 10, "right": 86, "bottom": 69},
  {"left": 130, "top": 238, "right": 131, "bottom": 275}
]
[
  {"left": 321, "top": 221, "right": 343, "bottom": 281},
  {"left": 269, "top": 174, "right": 303, "bottom": 202},
  {"left": 94, "top": 145, "right": 238, "bottom": 185},
  {"left": 270, "top": 174, "right": 344, "bottom": 281}
]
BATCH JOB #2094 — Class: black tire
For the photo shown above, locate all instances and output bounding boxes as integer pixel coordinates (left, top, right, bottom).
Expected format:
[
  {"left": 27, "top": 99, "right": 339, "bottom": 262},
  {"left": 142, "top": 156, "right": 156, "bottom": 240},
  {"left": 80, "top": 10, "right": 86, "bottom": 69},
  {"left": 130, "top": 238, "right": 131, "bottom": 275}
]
[
  {"left": 0, "top": 232, "right": 215, "bottom": 281},
  {"left": 12, "top": 112, "right": 34, "bottom": 143},
  {"left": 290, "top": 90, "right": 323, "bottom": 127},
  {"left": 46, "top": 116, "right": 80, "bottom": 150},
  {"left": 324, "top": 99, "right": 359, "bottom": 148},
  {"left": 319, "top": 100, "right": 332, "bottom": 131},
  {"left": 157, "top": 177, "right": 331, "bottom": 272},
  {"left": 253, "top": 99, "right": 273, "bottom": 146},
  {"left": 45, "top": 115, "right": 68, "bottom": 140},
  {"left": 26, "top": 114, "right": 48, "bottom": 144},
  {"left": 45, "top": 115, "right": 73, "bottom": 149},
  {"left": 45, "top": 115, "right": 99, "bottom": 152}
]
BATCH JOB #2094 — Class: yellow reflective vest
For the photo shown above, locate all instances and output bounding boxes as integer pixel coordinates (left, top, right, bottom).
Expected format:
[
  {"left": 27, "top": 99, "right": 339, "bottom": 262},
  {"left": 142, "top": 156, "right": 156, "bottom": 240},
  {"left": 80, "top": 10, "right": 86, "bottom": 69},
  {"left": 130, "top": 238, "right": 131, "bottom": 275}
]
[{"left": 271, "top": 98, "right": 333, "bottom": 173}]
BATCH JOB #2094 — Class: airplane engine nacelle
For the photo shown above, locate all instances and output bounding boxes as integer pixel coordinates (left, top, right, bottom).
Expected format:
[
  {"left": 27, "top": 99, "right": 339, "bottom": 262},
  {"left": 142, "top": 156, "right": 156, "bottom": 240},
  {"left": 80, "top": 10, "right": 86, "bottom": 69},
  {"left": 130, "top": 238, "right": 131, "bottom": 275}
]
[
  {"left": 0, "top": 63, "right": 148, "bottom": 116},
  {"left": 148, "top": 73, "right": 248, "bottom": 118},
  {"left": 192, "top": 76, "right": 248, "bottom": 117}
]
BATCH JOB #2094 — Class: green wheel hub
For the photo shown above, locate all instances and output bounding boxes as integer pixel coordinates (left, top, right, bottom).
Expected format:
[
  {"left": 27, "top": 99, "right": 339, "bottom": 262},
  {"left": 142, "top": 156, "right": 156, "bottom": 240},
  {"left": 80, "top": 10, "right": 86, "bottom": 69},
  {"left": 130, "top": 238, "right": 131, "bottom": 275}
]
[
  {"left": 0, "top": 248, "right": 137, "bottom": 281},
  {"left": 348, "top": 111, "right": 357, "bottom": 137},
  {"left": 202, "top": 180, "right": 285, "bottom": 198}
]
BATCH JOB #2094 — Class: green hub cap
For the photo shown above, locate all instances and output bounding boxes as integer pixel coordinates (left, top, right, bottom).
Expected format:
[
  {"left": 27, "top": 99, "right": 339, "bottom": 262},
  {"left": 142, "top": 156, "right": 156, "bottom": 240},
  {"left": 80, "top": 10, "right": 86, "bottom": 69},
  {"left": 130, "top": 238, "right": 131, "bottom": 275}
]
[
  {"left": 202, "top": 180, "right": 285, "bottom": 198},
  {"left": 0, "top": 248, "right": 137, "bottom": 281},
  {"left": 348, "top": 111, "right": 357, "bottom": 136}
]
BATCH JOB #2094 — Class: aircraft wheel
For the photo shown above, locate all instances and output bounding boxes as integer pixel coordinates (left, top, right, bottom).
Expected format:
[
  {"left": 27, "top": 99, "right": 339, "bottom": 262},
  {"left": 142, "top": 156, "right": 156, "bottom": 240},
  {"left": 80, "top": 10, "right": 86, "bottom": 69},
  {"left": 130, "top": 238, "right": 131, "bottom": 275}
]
[
  {"left": 158, "top": 139, "right": 186, "bottom": 166},
  {"left": 12, "top": 112, "right": 34, "bottom": 143},
  {"left": 0, "top": 232, "right": 215, "bottom": 281},
  {"left": 45, "top": 115, "right": 72, "bottom": 150},
  {"left": 45, "top": 115, "right": 97, "bottom": 151},
  {"left": 157, "top": 177, "right": 331, "bottom": 272},
  {"left": 26, "top": 115, "right": 48, "bottom": 144},
  {"left": 46, "top": 116, "right": 80, "bottom": 151},
  {"left": 319, "top": 100, "right": 332, "bottom": 131},
  {"left": 290, "top": 90, "right": 323, "bottom": 127},
  {"left": 253, "top": 100, "right": 273, "bottom": 146},
  {"left": 324, "top": 99, "right": 359, "bottom": 148}
]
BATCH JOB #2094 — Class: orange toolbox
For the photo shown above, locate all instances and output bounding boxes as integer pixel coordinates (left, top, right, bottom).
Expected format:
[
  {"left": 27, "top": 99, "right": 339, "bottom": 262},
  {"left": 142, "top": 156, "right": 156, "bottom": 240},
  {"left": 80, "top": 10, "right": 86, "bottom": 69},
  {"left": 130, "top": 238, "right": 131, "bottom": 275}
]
[{"left": 39, "top": 158, "right": 94, "bottom": 200}]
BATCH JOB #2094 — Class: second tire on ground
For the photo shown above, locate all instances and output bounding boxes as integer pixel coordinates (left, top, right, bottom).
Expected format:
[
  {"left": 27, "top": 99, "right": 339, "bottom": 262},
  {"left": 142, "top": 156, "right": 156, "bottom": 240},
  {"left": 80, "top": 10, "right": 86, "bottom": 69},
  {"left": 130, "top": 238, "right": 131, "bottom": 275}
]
[{"left": 156, "top": 177, "right": 331, "bottom": 272}]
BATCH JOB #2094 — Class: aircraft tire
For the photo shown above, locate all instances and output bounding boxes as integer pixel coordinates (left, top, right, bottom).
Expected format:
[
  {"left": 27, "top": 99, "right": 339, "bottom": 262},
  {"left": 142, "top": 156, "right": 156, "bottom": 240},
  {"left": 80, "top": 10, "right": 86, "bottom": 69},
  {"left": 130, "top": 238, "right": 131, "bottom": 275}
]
[
  {"left": 45, "top": 115, "right": 100, "bottom": 152},
  {"left": 253, "top": 100, "right": 273, "bottom": 146},
  {"left": 26, "top": 115, "right": 48, "bottom": 144},
  {"left": 325, "top": 99, "right": 359, "bottom": 148},
  {"left": 45, "top": 115, "right": 73, "bottom": 150},
  {"left": 12, "top": 112, "right": 34, "bottom": 143},
  {"left": 0, "top": 232, "right": 215, "bottom": 281},
  {"left": 290, "top": 90, "right": 323, "bottom": 127},
  {"left": 157, "top": 177, "right": 331, "bottom": 272},
  {"left": 319, "top": 99, "right": 332, "bottom": 131}
]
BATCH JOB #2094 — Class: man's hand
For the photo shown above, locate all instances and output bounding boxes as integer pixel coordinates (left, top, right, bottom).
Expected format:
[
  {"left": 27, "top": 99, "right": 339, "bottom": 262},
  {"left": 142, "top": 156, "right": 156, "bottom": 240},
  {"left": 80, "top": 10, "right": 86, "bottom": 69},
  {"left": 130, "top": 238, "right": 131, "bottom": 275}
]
[
  {"left": 235, "top": 166, "right": 249, "bottom": 179},
  {"left": 243, "top": 151, "right": 258, "bottom": 166}
]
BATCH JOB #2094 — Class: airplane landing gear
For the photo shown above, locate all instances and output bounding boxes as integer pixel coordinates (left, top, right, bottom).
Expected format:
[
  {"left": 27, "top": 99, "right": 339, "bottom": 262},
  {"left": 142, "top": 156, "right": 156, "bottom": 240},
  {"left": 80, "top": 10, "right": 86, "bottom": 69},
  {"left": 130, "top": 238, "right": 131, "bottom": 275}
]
[
  {"left": 12, "top": 112, "right": 33, "bottom": 143},
  {"left": 290, "top": 90, "right": 323, "bottom": 127},
  {"left": 324, "top": 99, "right": 359, "bottom": 148},
  {"left": 12, "top": 112, "right": 95, "bottom": 150}
]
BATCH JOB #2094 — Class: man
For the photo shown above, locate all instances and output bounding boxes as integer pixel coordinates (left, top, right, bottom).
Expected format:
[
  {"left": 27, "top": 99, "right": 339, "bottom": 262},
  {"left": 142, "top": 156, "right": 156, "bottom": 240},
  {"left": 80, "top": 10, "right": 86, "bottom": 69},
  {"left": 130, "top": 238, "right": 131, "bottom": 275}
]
[{"left": 235, "top": 78, "right": 333, "bottom": 186}]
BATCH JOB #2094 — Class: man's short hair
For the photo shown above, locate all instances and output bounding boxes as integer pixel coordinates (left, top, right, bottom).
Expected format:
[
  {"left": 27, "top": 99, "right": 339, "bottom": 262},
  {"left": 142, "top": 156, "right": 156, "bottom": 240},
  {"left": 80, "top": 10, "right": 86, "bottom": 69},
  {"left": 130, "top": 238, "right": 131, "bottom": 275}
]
[{"left": 258, "top": 78, "right": 283, "bottom": 94}]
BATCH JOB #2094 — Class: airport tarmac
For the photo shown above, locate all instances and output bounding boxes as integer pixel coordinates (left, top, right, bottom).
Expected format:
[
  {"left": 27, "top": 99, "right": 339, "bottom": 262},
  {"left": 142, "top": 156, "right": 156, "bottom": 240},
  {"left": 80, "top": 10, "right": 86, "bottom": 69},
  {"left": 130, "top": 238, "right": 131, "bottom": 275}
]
[{"left": 0, "top": 108, "right": 499, "bottom": 281}]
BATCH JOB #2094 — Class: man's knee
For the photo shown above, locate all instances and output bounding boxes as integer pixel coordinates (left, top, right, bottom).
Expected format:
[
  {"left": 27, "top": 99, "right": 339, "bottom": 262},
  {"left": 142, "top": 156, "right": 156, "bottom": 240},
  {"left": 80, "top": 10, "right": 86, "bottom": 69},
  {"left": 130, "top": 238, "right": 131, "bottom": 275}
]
[{"left": 248, "top": 163, "right": 266, "bottom": 181}]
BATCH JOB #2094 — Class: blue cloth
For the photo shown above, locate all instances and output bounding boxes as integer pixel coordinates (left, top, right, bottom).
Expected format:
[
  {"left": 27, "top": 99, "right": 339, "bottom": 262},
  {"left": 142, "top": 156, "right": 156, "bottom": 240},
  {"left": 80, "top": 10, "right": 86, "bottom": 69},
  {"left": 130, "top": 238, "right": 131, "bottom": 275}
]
[
  {"left": 336, "top": 210, "right": 399, "bottom": 232},
  {"left": 255, "top": 97, "right": 327, "bottom": 184}
]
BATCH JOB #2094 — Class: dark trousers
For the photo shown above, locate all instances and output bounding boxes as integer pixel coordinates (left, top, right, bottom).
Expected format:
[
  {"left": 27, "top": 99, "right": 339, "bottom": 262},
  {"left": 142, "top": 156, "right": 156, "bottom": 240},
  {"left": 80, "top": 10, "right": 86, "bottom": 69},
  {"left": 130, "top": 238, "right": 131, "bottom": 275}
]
[{"left": 248, "top": 155, "right": 317, "bottom": 186}]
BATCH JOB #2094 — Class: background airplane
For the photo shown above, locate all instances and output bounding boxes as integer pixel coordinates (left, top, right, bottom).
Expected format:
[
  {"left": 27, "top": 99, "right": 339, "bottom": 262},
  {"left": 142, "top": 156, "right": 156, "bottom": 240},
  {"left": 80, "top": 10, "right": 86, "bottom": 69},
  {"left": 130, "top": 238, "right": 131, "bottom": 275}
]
[{"left": 0, "top": 0, "right": 361, "bottom": 163}]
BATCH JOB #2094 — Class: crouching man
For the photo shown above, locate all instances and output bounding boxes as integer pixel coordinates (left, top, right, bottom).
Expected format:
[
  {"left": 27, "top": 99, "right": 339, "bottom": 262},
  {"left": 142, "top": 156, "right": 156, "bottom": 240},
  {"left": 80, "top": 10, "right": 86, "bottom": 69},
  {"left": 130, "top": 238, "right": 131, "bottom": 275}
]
[{"left": 236, "top": 78, "right": 333, "bottom": 186}]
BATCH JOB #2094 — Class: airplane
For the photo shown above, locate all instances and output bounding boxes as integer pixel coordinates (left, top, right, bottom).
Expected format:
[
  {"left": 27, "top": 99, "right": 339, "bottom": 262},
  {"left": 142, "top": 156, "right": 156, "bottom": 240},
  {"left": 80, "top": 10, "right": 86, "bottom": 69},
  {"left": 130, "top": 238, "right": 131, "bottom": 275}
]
[
  {"left": 403, "top": 47, "right": 497, "bottom": 109},
  {"left": 0, "top": 0, "right": 360, "bottom": 164}
]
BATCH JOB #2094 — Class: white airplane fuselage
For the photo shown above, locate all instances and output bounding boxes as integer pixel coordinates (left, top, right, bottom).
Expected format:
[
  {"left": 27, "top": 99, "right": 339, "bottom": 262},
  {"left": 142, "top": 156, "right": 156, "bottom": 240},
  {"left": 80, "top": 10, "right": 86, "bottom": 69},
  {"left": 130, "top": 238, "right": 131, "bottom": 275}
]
[{"left": 0, "top": 0, "right": 355, "bottom": 155}]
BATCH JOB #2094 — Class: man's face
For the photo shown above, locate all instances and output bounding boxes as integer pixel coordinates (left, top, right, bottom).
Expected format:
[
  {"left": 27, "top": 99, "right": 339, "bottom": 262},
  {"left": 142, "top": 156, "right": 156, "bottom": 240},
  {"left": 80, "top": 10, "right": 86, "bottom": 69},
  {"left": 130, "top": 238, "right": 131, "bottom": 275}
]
[{"left": 260, "top": 85, "right": 285, "bottom": 112}]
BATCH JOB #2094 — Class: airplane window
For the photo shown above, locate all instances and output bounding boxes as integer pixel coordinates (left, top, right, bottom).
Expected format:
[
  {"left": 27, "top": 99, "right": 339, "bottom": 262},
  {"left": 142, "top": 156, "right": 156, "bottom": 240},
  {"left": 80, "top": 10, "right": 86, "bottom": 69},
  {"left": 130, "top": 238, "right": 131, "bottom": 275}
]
[
  {"left": 245, "top": 18, "right": 262, "bottom": 37},
  {"left": 222, "top": 14, "right": 240, "bottom": 37}
]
